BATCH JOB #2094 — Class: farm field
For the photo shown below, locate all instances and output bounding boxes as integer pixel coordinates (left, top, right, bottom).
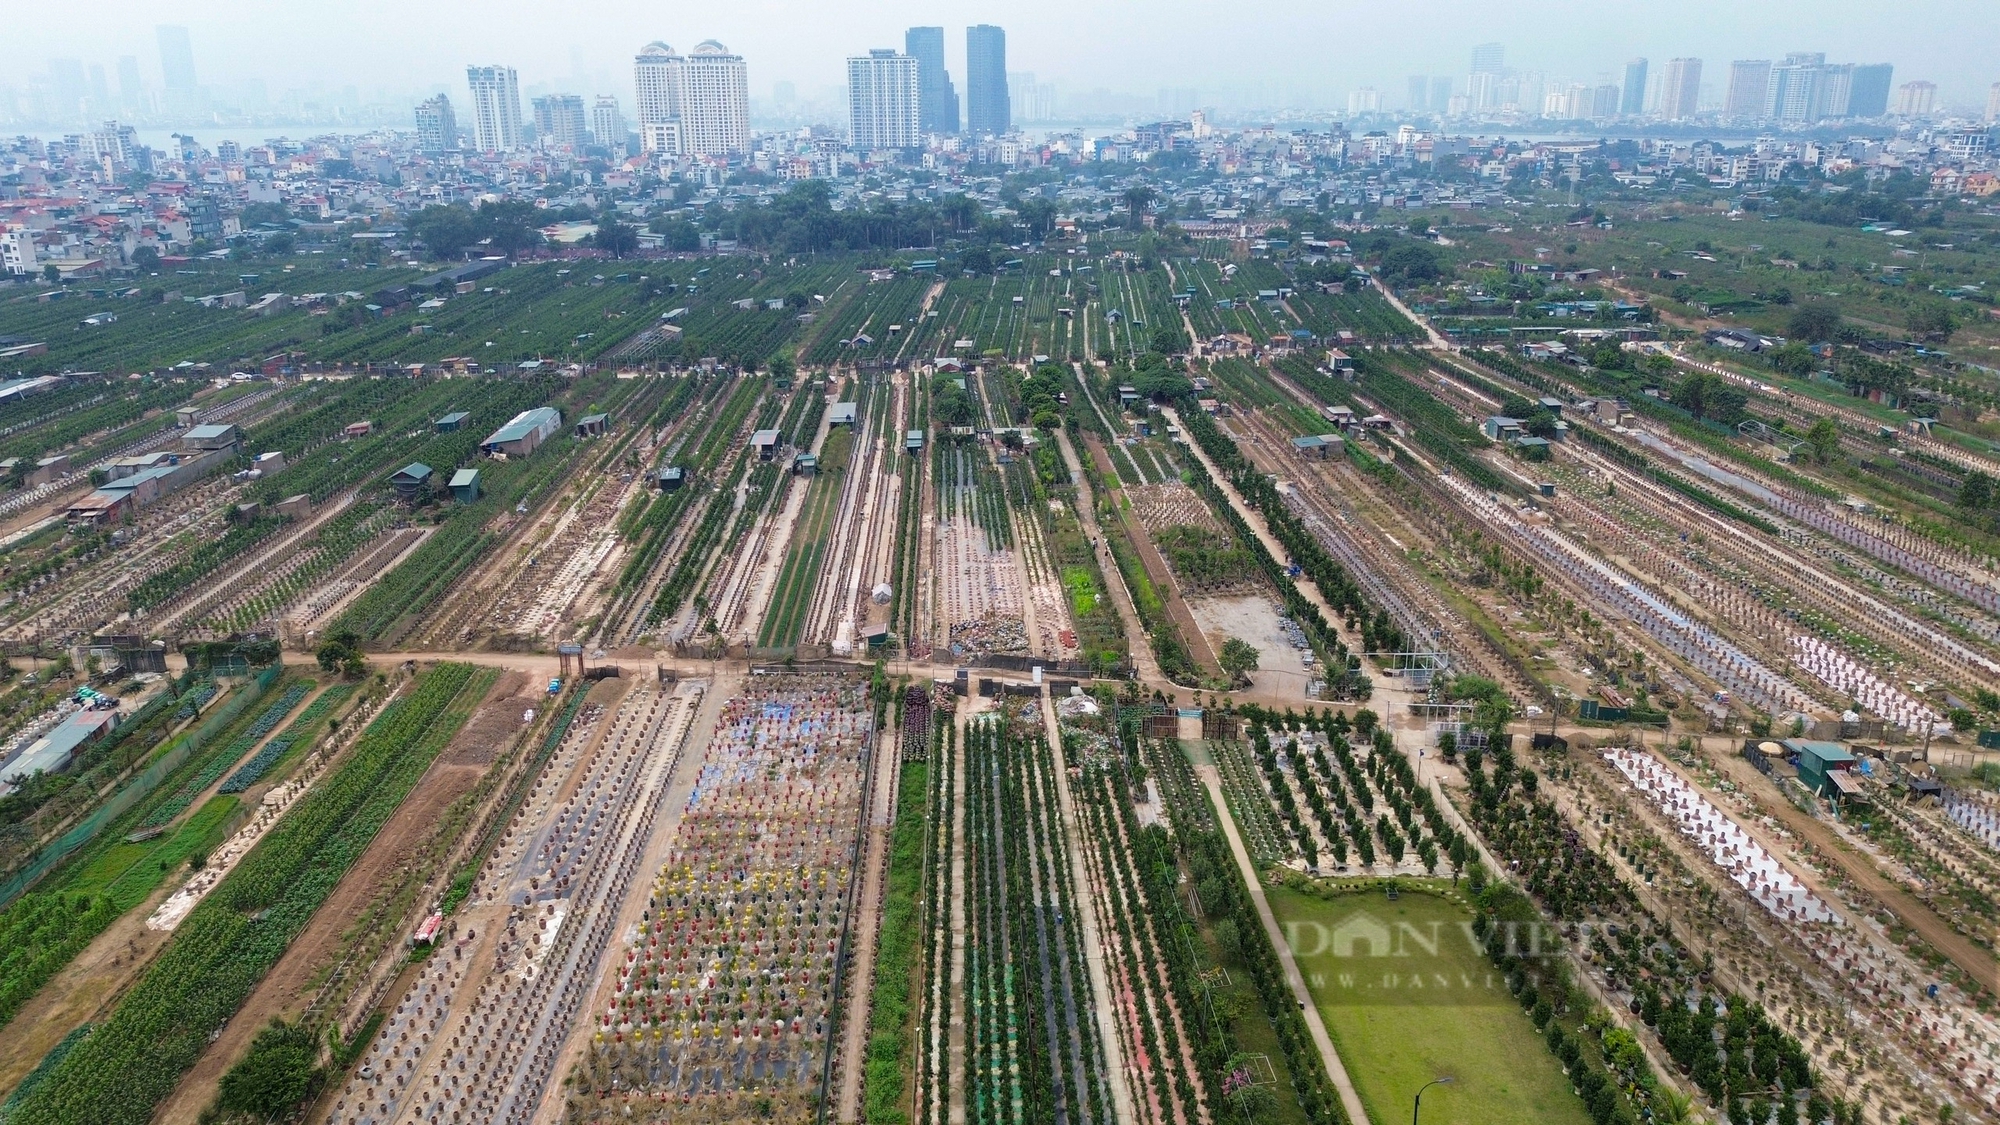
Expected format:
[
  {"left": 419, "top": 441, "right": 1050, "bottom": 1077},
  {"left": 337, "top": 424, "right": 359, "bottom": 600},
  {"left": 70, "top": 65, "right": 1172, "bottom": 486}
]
[
  {"left": 1268, "top": 883, "right": 1593, "bottom": 1125},
  {"left": 7, "top": 197, "right": 2000, "bottom": 1125}
]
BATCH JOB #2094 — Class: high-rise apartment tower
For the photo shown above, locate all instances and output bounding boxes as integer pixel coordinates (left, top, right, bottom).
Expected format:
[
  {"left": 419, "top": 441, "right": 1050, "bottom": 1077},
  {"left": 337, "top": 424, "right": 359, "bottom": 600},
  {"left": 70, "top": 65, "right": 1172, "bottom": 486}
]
[
  {"left": 156, "top": 26, "right": 197, "bottom": 91},
  {"left": 1658, "top": 57, "right": 1703, "bottom": 120},
  {"left": 965, "top": 25, "right": 1010, "bottom": 135},
  {"left": 848, "top": 49, "right": 921, "bottom": 150},
  {"left": 1725, "top": 60, "right": 1772, "bottom": 118},
  {"left": 1620, "top": 59, "right": 1648, "bottom": 116},
  {"left": 1847, "top": 64, "right": 1894, "bottom": 117},
  {"left": 592, "top": 96, "right": 626, "bottom": 150},
  {"left": 532, "top": 94, "right": 588, "bottom": 150},
  {"left": 906, "top": 27, "right": 959, "bottom": 134},
  {"left": 415, "top": 94, "right": 459, "bottom": 153},
  {"left": 465, "top": 65, "right": 524, "bottom": 151}
]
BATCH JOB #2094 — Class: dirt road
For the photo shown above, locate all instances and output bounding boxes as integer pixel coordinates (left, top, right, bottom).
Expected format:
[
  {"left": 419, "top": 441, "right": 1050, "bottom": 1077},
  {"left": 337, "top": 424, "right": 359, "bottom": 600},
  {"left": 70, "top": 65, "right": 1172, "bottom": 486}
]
[
  {"left": 1706, "top": 747, "right": 1998, "bottom": 997},
  {"left": 157, "top": 672, "right": 530, "bottom": 1125}
]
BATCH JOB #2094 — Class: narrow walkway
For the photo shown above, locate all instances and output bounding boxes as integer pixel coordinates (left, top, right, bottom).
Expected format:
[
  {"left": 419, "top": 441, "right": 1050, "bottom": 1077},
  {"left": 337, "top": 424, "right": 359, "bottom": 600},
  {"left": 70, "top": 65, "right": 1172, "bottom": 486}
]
[
  {"left": 835, "top": 712, "right": 902, "bottom": 1121},
  {"left": 1193, "top": 764, "right": 1371, "bottom": 1125},
  {"left": 1371, "top": 277, "right": 1453, "bottom": 350},
  {"left": 1040, "top": 692, "right": 1137, "bottom": 1125}
]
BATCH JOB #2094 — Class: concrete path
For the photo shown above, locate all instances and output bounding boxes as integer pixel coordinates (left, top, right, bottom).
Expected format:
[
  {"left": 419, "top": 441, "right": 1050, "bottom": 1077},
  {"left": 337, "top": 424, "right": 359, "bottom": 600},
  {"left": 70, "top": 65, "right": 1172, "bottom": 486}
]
[{"left": 1194, "top": 763, "right": 1372, "bottom": 1125}]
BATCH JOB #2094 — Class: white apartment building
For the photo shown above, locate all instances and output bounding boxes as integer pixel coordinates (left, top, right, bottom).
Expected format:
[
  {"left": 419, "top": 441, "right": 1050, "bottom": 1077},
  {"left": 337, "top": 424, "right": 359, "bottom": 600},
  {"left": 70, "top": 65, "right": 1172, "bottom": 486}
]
[
  {"left": 465, "top": 65, "right": 524, "bottom": 152},
  {"left": 1893, "top": 80, "right": 1936, "bottom": 117},
  {"left": 634, "top": 42, "right": 683, "bottom": 153},
  {"left": 680, "top": 41, "right": 749, "bottom": 157},
  {"left": 592, "top": 96, "right": 626, "bottom": 150},
  {"left": 1, "top": 229, "right": 39, "bottom": 276},
  {"left": 633, "top": 39, "right": 748, "bottom": 158},
  {"left": 847, "top": 50, "right": 920, "bottom": 151}
]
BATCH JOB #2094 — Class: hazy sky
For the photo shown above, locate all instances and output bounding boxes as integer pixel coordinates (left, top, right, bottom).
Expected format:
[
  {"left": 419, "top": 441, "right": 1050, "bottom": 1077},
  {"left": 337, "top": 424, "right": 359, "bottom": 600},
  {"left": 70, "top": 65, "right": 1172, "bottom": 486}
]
[{"left": 15, "top": 0, "right": 2000, "bottom": 107}]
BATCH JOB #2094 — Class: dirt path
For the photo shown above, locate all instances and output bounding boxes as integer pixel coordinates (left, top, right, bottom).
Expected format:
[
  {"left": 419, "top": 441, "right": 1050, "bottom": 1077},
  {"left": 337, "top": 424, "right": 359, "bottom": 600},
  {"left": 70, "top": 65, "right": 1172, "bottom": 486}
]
[
  {"left": 836, "top": 711, "right": 902, "bottom": 1122},
  {"left": 1705, "top": 747, "right": 1999, "bottom": 996},
  {"left": 1371, "top": 277, "right": 1452, "bottom": 349},
  {"left": 1053, "top": 427, "right": 1158, "bottom": 684},
  {"left": 0, "top": 877, "right": 178, "bottom": 1095},
  {"left": 1191, "top": 763, "right": 1371, "bottom": 1125},
  {"left": 156, "top": 672, "right": 521, "bottom": 1125},
  {"left": 1038, "top": 691, "right": 1136, "bottom": 1125}
]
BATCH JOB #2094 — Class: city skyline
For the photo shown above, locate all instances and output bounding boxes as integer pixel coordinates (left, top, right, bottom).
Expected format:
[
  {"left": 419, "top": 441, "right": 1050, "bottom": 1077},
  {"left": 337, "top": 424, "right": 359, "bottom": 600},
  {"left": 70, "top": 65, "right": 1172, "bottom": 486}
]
[{"left": 6, "top": 0, "right": 1998, "bottom": 126}]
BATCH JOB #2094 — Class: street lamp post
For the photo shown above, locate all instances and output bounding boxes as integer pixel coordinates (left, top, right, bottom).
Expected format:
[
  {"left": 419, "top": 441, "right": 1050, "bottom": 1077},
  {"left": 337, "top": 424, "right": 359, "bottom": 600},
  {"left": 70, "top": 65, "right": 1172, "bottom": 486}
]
[{"left": 1413, "top": 1076, "right": 1454, "bottom": 1125}]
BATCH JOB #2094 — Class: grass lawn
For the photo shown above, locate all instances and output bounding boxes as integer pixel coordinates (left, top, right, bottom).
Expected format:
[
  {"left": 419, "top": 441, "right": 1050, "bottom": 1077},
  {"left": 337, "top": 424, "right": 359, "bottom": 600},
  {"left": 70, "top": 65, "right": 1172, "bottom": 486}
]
[{"left": 1267, "top": 882, "right": 1591, "bottom": 1125}]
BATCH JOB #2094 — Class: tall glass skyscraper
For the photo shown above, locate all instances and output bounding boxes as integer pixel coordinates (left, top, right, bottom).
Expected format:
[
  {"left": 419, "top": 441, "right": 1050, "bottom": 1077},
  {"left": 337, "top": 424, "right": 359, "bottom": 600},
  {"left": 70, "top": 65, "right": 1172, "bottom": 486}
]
[
  {"left": 906, "top": 27, "right": 959, "bottom": 134},
  {"left": 965, "top": 25, "right": 1010, "bottom": 136},
  {"left": 156, "top": 25, "right": 197, "bottom": 92},
  {"left": 1620, "top": 58, "right": 1648, "bottom": 116}
]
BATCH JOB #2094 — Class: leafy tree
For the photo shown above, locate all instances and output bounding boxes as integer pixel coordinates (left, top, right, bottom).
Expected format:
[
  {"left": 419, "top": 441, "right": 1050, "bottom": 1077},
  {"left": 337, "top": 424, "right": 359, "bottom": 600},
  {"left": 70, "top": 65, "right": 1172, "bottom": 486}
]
[
  {"left": 315, "top": 629, "right": 366, "bottom": 678},
  {"left": 1378, "top": 242, "right": 1444, "bottom": 285},
  {"left": 934, "top": 384, "right": 976, "bottom": 427},
  {"left": 408, "top": 203, "right": 479, "bottom": 259},
  {"left": 592, "top": 218, "right": 638, "bottom": 257},
  {"left": 1218, "top": 637, "right": 1259, "bottom": 684},
  {"left": 237, "top": 201, "right": 293, "bottom": 228},
  {"left": 42, "top": 264, "right": 60, "bottom": 284},
  {"left": 1213, "top": 916, "right": 1242, "bottom": 959},
  {"left": 215, "top": 1019, "right": 322, "bottom": 1120},
  {"left": 647, "top": 217, "right": 702, "bottom": 252},
  {"left": 1767, "top": 343, "right": 1814, "bottom": 376},
  {"left": 130, "top": 246, "right": 160, "bottom": 272},
  {"left": 1787, "top": 303, "right": 1841, "bottom": 342},
  {"left": 1671, "top": 372, "right": 1749, "bottom": 424},
  {"left": 1959, "top": 471, "right": 1994, "bottom": 513},
  {"left": 476, "top": 200, "right": 545, "bottom": 254},
  {"left": 1015, "top": 196, "right": 1057, "bottom": 238},
  {"left": 960, "top": 247, "right": 993, "bottom": 275},
  {"left": 1149, "top": 324, "right": 1189, "bottom": 356},
  {"left": 1472, "top": 694, "right": 1516, "bottom": 748},
  {"left": 1906, "top": 302, "right": 1956, "bottom": 343},
  {"left": 1122, "top": 184, "right": 1156, "bottom": 229},
  {"left": 1806, "top": 418, "right": 1841, "bottom": 464}
]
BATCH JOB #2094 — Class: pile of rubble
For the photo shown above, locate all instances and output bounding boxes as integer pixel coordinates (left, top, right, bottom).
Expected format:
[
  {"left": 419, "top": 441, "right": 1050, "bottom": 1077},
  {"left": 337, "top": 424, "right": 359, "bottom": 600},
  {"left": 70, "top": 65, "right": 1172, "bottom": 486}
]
[{"left": 948, "top": 612, "right": 1029, "bottom": 658}]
